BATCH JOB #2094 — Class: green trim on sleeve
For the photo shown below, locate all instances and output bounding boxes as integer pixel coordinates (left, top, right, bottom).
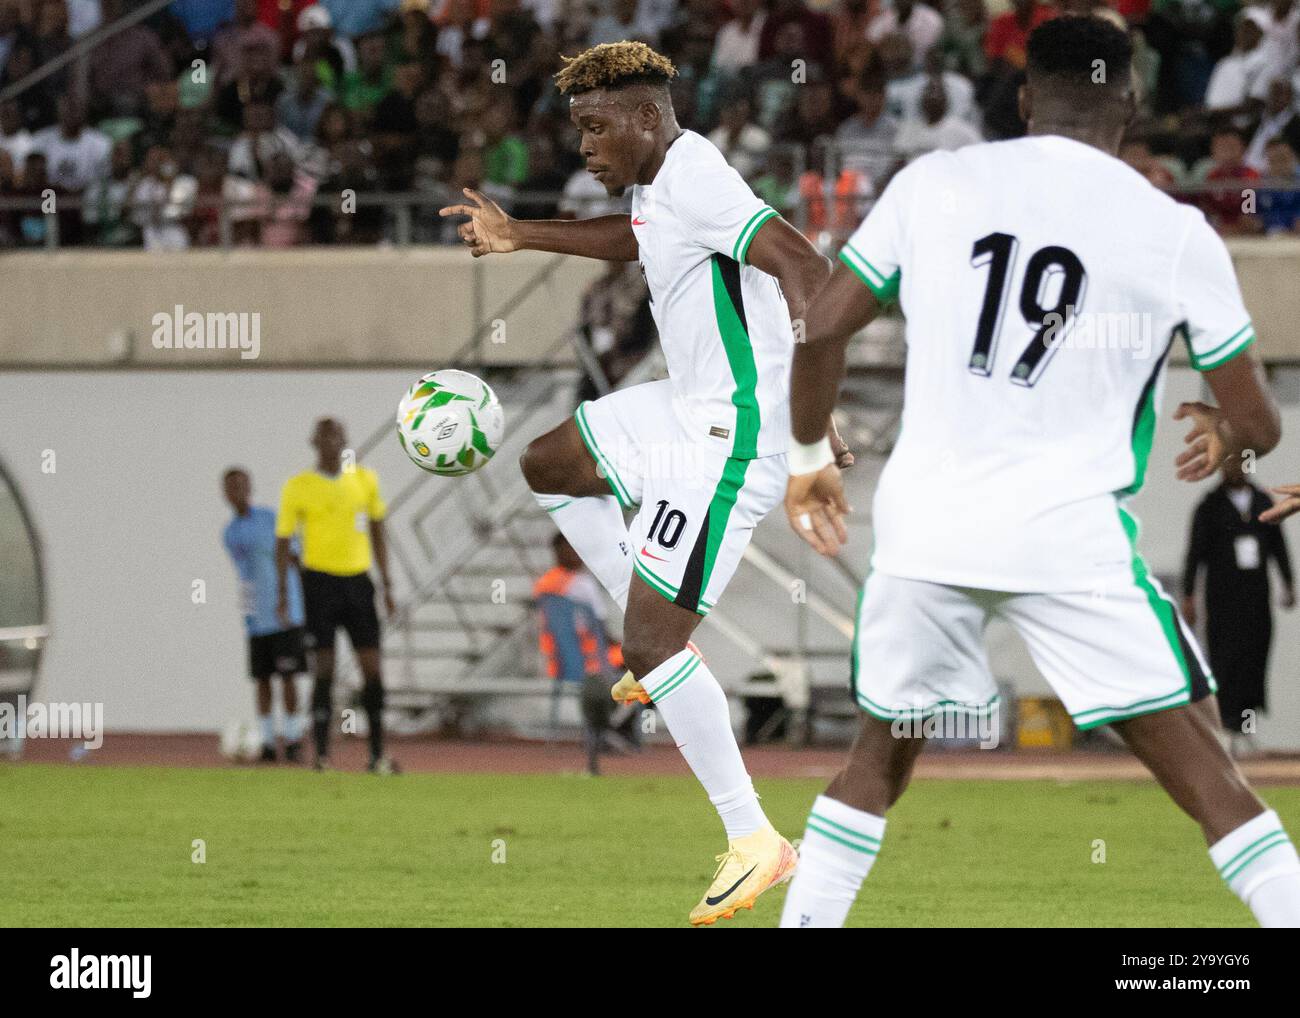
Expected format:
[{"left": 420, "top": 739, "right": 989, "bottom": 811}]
[
  {"left": 733, "top": 206, "right": 778, "bottom": 264},
  {"left": 1186, "top": 322, "right": 1255, "bottom": 371},
  {"left": 838, "top": 242, "right": 901, "bottom": 303}
]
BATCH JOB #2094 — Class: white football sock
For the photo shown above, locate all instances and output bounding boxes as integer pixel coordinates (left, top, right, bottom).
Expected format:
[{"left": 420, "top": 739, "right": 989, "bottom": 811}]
[
  {"left": 259, "top": 714, "right": 275, "bottom": 749},
  {"left": 1210, "top": 809, "right": 1300, "bottom": 927},
  {"left": 780, "top": 794, "right": 885, "bottom": 928},
  {"left": 641, "top": 647, "right": 767, "bottom": 840},
  {"left": 534, "top": 492, "right": 633, "bottom": 610},
  {"left": 283, "top": 713, "right": 304, "bottom": 743}
]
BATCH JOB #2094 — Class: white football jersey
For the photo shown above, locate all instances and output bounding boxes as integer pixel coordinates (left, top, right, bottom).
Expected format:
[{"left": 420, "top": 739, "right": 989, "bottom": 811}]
[
  {"left": 842, "top": 135, "right": 1256, "bottom": 592},
  {"left": 630, "top": 130, "right": 793, "bottom": 459}
]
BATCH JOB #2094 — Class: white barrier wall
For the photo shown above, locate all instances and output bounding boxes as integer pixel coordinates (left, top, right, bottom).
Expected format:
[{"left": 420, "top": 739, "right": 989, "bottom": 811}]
[{"left": 1, "top": 367, "right": 1299, "bottom": 747}]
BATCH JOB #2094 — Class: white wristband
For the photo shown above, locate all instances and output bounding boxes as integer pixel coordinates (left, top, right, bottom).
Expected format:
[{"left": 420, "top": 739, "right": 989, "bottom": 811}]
[{"left": 788, "top": 436, "right": 834, "bottom": 476}]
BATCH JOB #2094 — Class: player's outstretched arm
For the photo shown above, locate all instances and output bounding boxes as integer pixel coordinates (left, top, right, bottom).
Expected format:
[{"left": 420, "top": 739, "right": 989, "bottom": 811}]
[
  {"left": 438, "top": 188, "right": 638, "bottom": 261},
  {"left": 1172, "top": 351, "right": 1280, "bottom": 482},
  {"left": 783, "top": 262, "right": 883, "bottom": 556}
]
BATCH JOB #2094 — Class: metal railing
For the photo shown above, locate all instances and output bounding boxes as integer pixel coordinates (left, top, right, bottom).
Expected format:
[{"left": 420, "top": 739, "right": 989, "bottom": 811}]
[{"left": 3, "top": 173, "right": 1296, "bottom": 252}]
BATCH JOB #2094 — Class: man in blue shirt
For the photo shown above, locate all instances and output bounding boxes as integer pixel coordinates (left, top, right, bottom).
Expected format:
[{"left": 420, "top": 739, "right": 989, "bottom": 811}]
[
  {"left": 1258, "top": 138, "right": 1300, "bottom": 234},
  {"left": 320, "top": 0, "right": 400, "bottom": 38},
  {"left": 222, "top": 467, "right": 307, "bottom": 762}
]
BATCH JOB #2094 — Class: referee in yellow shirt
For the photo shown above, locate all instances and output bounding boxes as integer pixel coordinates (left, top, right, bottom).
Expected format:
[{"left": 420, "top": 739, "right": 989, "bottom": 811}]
[{"left": 276, "top": 417, "right": 397, "bottom": 774}]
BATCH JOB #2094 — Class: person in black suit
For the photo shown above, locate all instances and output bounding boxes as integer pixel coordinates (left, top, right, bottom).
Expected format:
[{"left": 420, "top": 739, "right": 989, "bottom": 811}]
[{"left": 1183, "top": 456, "right": 1295, "bottom": 751}]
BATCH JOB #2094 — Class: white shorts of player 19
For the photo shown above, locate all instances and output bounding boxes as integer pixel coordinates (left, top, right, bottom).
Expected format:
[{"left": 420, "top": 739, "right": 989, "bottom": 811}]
[
  {"left": 575, "top": 379, "right": 788, "bottom": 616},
  {"left": 851, "top": 571, "right": 1213, "bottom": 728}
]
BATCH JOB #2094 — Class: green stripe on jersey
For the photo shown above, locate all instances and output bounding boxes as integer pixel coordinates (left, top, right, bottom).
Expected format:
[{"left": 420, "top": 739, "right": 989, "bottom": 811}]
[{"left": 710, "top": 255, "right": 761, "bottom": 459}]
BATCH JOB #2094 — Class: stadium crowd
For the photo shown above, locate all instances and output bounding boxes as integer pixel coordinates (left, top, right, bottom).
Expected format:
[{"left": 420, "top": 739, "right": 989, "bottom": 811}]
[{"left": 0, "top": 0, "right": 1298, "bottom": 249}]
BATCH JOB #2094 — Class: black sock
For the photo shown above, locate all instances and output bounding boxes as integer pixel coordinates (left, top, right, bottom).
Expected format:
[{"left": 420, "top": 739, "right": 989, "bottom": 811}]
[
  {"left": 312, "top": 675, "right": 333, "bottom": 759},
  {"left": 361, "top": 680, "right": 385, "bottom": 762}
]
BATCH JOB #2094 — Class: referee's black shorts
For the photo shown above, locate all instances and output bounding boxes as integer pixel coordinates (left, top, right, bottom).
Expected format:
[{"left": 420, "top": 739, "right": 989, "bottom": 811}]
[
  {"left": 248, "top": 626, "right": 308, "bottom": 680},
  {"left": 300, "top": 569, "right": 381, "bottom": 651}
]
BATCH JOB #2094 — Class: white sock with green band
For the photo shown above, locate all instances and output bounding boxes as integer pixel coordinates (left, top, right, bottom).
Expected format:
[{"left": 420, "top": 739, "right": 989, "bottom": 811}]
[
  {"left": 533, "top": 492, "right": 633, "bottom": 610},
  {"left": 780, "top": 795, "right": 885, "bottom": 928},
  {"left": 642, "top": 647, "right": 767, "bottom": 841},
  {"left": 1210, "top": 809, "right": 1300, "bottom": 927}
]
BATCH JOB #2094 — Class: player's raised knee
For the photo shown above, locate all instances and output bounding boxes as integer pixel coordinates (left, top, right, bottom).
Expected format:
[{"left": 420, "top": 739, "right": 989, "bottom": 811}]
[{"left": 621, "top": 633, "right": 686, "bottom": 680}]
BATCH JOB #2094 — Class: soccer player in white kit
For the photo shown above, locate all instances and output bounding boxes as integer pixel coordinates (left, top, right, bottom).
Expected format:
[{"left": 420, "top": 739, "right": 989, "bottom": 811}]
[
  {"left": 441, "top": 42, "right": 847, "bottom": 925},
  {"left": 780, "top": 17, "right": 1300, "bottom": 928}
]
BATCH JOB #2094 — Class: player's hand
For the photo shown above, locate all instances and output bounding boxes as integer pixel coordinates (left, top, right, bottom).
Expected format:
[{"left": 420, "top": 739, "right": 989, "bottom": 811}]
[
  {"left": 1259, "top": 485, "right": 1300, "bottom": 524},
  {"left": 1281, "top": 586, "right": 1296, "bottom": 610},
  {"left": 382, "top": 587, "right": 396, "bottom": 619},
  {"left": 1180, "top": 595, "right": 1197, "bottom": 627},
  {"left": 828, "top": 417, "right": 854, "bottom": 470},
  {"left": 438, "top": 188, "right": 519, "bottom": 257},
  {"left": 276, "top": 596, "right": 291, "bottom": 630},
  {"left": 1172, "top": 401, "right": 1233, "bottom": 482},
  {"left": 785, "top": 464, "right": 851, "bottom": 557}
]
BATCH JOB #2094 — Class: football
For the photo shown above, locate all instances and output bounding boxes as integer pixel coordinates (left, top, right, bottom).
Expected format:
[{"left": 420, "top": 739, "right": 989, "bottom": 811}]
[{"left": 395, "top": 369, "right": 504, "bottom": 475}]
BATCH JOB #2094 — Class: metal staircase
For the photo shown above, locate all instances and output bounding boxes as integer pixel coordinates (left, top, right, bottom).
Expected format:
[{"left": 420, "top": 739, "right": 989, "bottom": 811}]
[{"left": 345, "top": 309, "right": 906, "bottom": 738}]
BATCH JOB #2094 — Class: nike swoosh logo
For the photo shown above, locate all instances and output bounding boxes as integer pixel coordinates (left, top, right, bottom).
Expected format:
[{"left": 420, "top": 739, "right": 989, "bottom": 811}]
[
  {"left": 639, "top": 545, "right": 669, "bottom": 562},
  {"left": 705, "top": 865, "right": 757, "bottom": 906},
  {"left": 631, "top": 216, "right": 647, "bottom": 225}
]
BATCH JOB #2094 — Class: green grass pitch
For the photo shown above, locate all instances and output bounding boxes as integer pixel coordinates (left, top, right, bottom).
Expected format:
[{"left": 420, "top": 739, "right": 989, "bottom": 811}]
[{"left": 2, "top": 764, "right": 1295, "bottom": 927}]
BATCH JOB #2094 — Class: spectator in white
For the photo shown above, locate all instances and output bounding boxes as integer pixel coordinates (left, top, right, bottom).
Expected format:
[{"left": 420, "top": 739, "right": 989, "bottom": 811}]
[
  {"left": 1245, "top": 76, "right": 1300, "bottom": 170},
  {"left": 31, "top": 95, "right": 111, "bottom": 193},
  {"left": 713, "top": 0, "right": 767, "bottom": 74},
  {"left": 521, "top": 0, "right": 559, "bottom": 30},
  {"left": 1205, "top": 8, "right": 1272, "bottom": 111},
  {"left": 277, "top": 55, "right": 335, "bottom": 141},
  {"left": 834, "top": 70, "right": 900, "bottom": 192},
  {"left": 1249, "top": 0, "right": 1300, "bottom": 102},
  {"left": 887, "top": 40, "right": 979, "bottom": 126},
  {"left": 291, "top": 5, "right": 357, "bottom": 82},
  {"left": 707, "top": 89, "right": 772, "bottom": 179},
  {"left": 868, "top": 0, "right": 945, "bottom": 69},
  {"left": 894, "top": 75, "right": 983, "bottom": 159},
  {"left": 229, "top": 100, "right": 301, "bottom": 181},
  {"left": 558, "top": 161, "right": 629, "bottom": 219},
  {"left": 588, "top": 0, "right": 656, "bottom": 47},
  {"left": 88, "top": 0, "right": 171, "bottom": 118},
  {"left": 255, "top": 150, "right": 319, "bottom": 247},
  {"left": 67, "top": 0, "right": 102, "bottom": 40},
  {"left": 435, "top": 0, "right": 489, "bottom": 67},
  {"left": 636, "top": 0, "right": 679, "bottom": 39},
  {"left": 130, "top": 145, "right": 194, "bottom": 251},
  {"left": 0, "top": 98, "right": 32, "bottom": 169},
  {"left": 83, "top": 138, "right": 139, "bottom": 246},
  {"left": 212, "top": 0, "right": 281, "bottom": 88}
]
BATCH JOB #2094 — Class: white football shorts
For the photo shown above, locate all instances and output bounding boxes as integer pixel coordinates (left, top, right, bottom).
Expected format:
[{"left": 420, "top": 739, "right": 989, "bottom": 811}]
[
  {"left": 851, "top": 570, "right": 1215, "bottom": 730},
  {"left": 575, "top": 379, "right": 787, "bottom": 616}
]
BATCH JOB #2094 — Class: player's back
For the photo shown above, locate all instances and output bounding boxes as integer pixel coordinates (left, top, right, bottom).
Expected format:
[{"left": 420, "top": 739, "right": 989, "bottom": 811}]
[{"left": 843, "top": 135, "right": 1255, "bottom": 593}]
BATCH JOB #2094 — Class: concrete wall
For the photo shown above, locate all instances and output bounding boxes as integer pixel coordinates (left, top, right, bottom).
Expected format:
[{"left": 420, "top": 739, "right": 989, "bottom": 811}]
[
  {"left": 0, "top": 249, "right": 605, "bottom": 367},
  {"left": 0, "top": 239, "right": 1298, "bottom": 366}
]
